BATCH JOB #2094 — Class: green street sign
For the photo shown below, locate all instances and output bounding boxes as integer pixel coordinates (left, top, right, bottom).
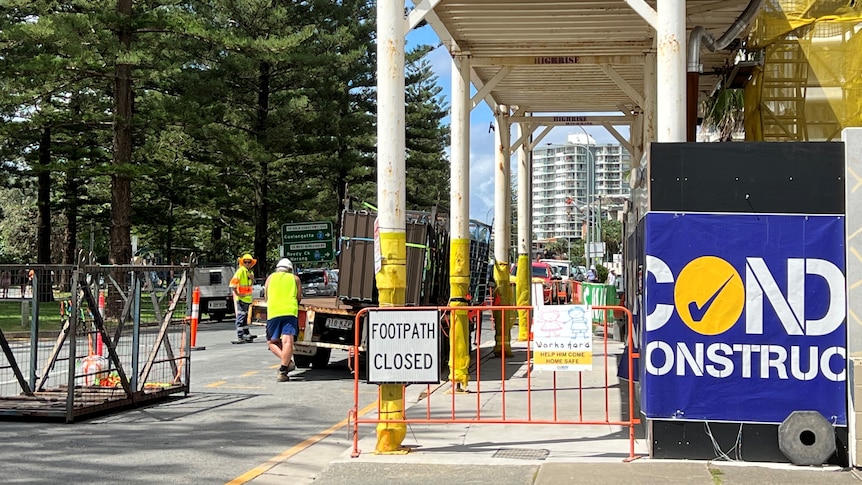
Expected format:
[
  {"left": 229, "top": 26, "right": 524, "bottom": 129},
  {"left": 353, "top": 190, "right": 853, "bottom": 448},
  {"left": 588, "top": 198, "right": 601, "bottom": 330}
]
[
  {"left": 281, "top": 222, "right": 333, "bottom": 244},
  {"left": 282, "top": 241, "right": 336, "bottom": 263}
]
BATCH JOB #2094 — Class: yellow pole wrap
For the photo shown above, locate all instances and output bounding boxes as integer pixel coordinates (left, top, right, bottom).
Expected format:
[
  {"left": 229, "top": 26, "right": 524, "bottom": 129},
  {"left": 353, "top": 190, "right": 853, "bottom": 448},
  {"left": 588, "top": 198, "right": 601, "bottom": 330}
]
[
  {"left": 516, "top": 254, "right": 531, "bottom": 341},
  {"left": 448, "top": 238, "right": 471, "bottom": 386},
  {"left": 492, "top": 261, "right": 514, "bottom": 357},
  {"left": 375, "top": 232, "right": 407, "bottom": 304},
  {"left": 375, "top": 231, "right": 406, "bottom": 453}
]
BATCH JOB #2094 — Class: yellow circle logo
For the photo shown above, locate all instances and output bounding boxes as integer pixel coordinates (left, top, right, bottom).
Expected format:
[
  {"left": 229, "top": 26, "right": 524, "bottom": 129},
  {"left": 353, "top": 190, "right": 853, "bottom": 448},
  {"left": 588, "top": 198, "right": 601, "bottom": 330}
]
[{"left": 674, "top": 256, "right": 744, "bottom": 335}]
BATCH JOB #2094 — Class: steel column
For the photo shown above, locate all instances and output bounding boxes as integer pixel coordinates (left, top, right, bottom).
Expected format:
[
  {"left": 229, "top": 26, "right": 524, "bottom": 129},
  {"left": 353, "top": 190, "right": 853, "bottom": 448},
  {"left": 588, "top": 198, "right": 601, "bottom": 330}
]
[
  {"left": 375, "top": 0, "right": 408, "bottom": 453},
  {"left": 656, "top": 0, "right": 686, "bottom": 142}
]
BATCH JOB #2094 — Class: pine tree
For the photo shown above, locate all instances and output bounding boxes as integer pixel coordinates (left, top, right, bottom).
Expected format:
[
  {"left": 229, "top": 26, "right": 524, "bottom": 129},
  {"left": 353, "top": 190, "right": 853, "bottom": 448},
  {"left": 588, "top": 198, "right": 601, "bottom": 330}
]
[{"left": 405, "top": 45, "right": 450, "bottom": 210}]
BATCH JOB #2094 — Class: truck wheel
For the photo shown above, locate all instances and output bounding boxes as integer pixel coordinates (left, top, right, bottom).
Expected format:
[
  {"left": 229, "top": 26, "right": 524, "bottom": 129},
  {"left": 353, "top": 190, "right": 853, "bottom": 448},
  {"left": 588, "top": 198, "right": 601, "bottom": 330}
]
[
  {"left": 211, "top": 311, "right": 226, "bottom": 322},
  {"left": 312, "top": 348, "right": 332, "bottom": 368},
  {"left": 294, "top": 355, "right": 313, "bottom": 368}
]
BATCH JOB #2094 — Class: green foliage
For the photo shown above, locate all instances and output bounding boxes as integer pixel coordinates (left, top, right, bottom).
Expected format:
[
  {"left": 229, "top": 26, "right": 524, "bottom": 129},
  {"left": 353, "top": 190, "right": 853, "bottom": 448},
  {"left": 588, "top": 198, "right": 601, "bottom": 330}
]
[
  {"left": 0, "top": 0, "right": 449, "bottom": 270},
  {"left": 0, "top": 187, "right": 37, "bottom": 263},
  {"left": 601, "top": 219, "right": 622, "bottom": 256},
  {"left": 702, "top": 87, "right": 744, "bottom": 141},
  {"left": 404, "top": 44, "right": 450, "bottom": 209},
  {"left": 595, "top": 264, "right": 609, "bottom": 284}
]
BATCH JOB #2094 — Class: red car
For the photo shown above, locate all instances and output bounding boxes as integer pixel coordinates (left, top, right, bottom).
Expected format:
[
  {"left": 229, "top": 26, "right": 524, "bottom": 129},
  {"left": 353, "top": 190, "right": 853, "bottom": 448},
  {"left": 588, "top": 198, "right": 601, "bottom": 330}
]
[{"left": 511, "top": 262, "right": 555, "bottom": 303}]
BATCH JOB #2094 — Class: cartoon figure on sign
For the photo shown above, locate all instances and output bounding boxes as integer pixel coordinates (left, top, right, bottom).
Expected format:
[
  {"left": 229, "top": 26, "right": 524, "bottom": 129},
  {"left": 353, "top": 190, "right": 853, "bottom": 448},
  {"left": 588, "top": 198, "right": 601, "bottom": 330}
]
[
  {"left": 537, "top": 308, "right": 564, "bottom": 337},
  {"left": 567, "top": 306, "right": 590, "bottom": 340}
]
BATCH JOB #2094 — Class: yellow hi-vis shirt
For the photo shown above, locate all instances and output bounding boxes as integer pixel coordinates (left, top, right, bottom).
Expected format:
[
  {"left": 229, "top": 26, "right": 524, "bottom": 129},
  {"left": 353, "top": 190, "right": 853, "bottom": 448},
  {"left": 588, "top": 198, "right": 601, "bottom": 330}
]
[
  {"left": 267, "top": 272, "right": 299, "bottom": 318},
  {"left": 230, "top": 265, "right": 255, "bottom": 304}
]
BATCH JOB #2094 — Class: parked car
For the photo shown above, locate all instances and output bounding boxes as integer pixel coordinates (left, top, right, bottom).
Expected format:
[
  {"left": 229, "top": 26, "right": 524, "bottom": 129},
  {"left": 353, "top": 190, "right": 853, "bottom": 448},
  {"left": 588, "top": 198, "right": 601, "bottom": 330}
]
[
  {"left": 573, "top": 265, "right": 588, "bottom": 282},
  {"left": 298, "top": 269, "right": 338, "bottom": 297},
  {"left": 540, "top": 259, "right": 573, "bottom": 282},
  {"left": 511, "top": 262, "right": 557, "bottom": 303}
]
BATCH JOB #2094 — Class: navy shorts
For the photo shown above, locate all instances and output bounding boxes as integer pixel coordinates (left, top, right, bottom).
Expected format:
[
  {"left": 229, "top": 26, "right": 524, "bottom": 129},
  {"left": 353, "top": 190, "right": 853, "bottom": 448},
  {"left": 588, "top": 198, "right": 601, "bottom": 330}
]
[{"left": 266, "top": 315, "right": 298, "bottom": 342}]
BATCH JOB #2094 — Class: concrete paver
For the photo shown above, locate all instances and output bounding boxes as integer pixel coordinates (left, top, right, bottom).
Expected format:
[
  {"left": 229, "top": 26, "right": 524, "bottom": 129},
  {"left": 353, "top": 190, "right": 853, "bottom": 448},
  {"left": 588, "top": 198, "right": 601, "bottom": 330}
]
[{"left": 253, "top": 331, "right": 862, "bottom": 485}]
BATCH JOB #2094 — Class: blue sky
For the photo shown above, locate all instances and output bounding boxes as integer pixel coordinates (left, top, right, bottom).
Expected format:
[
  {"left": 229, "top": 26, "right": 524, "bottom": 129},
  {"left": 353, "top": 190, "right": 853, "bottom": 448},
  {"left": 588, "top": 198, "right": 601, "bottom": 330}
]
[{"left": 405, "top": 24, "right": 629, "bottom": 223}]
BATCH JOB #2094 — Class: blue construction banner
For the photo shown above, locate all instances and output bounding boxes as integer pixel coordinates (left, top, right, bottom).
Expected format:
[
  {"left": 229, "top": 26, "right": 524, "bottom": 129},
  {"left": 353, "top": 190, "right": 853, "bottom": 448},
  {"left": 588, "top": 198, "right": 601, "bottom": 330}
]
[{"left": 642, "top": 212, "right": 846, "bottom": 425}]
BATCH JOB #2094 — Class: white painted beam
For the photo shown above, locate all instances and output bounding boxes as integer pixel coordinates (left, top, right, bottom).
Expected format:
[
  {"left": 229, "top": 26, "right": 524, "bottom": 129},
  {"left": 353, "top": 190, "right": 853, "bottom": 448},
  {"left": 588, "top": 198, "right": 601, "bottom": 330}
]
[
  {"left": 625, "top": 0, "right": 658, "bottom": 30},
  {"left": 470, "top": 55, "right": 644, "bottom": 66},
  {"left": 600, "top": 64, "right": 645, "bottom": 108},
  {"left": 602, "top": 122, "right": 635, "bottom": 154},
  {"left": 472, "top": 66, "right": 511, "bottom": 109},
  {"left": 509, "top": 115, "right": 631, "bottom": 126},
  {"left": 405, "top": 0, "right": 442, "bottom": 33}
]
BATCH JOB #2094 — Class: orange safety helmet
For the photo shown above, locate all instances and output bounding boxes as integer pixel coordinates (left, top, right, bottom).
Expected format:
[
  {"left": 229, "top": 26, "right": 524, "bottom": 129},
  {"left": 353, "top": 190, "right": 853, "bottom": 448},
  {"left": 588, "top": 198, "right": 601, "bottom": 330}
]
[{"left": 237, "top": 253, "right": 257, "bottom": 267}]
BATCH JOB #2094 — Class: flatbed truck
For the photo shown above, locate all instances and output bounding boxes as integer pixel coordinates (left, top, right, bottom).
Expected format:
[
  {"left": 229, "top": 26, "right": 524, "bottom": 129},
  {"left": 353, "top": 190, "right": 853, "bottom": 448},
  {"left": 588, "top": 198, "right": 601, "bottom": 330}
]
[{"left": 250, "top": 207, "right": 492, "bottom": 371}]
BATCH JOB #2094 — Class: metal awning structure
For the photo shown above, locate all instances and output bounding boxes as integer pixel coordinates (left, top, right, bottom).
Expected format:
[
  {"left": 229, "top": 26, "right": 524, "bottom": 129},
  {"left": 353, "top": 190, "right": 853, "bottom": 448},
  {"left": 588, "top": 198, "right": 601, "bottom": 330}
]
[
  {"left": 369, "top": 0, "right": 765, "bottom": 453},
  {"left": 415, "top": 0, "right": 756, "bottom": 121}
]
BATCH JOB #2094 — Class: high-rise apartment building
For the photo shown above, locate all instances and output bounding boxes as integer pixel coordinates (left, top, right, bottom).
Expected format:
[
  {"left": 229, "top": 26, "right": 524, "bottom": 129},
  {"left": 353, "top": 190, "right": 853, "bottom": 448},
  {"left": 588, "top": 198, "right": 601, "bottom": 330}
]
[{"left": 531, "top": 133, "right": 631, "bottom": 245}]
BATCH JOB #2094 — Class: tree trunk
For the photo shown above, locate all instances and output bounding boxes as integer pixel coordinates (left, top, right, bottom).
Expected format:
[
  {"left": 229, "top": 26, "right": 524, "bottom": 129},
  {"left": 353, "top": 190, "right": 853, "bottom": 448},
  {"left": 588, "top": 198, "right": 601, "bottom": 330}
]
[
  {"left": 253, "top": 61, "right": 270, "bottom": 271},
  {"left": 36, "top": 127, "right": 54, "bottom": 302},
  {"left": 62, "top": 166, "right": 79, "bottom": 291},
  {"left": 63, "top": 171, "right": 79, "bottom": 265},
  {"left": 108, "top": 0, "right": 134, "bottom": 319},
  {"left": 166, "top": 197, "right": 174, "bottom": 264}
]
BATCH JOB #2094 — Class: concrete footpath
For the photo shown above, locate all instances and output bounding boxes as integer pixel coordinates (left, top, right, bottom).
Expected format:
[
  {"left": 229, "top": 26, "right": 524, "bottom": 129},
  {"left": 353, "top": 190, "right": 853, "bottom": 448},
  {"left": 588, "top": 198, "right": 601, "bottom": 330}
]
[{"left": 253, "top": 336, "right": 861, "bottom": 485}]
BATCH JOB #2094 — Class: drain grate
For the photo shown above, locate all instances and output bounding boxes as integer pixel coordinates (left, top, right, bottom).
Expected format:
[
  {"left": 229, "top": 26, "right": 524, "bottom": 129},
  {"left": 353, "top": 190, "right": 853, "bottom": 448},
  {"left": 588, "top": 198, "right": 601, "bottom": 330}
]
[{"left": 492, "top": 448, "right": 550, "bottom": 460}]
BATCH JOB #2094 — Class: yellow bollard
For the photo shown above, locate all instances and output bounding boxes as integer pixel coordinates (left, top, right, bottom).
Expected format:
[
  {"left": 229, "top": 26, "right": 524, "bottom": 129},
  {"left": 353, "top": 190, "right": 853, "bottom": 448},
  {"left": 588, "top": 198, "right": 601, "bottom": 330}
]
[{"left": 374, "top": 232, "right": 407, "bottom": 453}]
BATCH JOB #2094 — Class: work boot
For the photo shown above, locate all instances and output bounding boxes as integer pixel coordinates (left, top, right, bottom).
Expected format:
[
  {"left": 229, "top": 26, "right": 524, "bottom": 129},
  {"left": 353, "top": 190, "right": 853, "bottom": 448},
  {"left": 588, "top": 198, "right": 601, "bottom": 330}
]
[
  {"left": 287, "top": 360, "right": 296, "bottom": 372},
  {"left": 242, "top": 333, "right": 257, "bottom": 342},
  {"left": 277, "top": 370, "right": 290, "bottom": 382}
]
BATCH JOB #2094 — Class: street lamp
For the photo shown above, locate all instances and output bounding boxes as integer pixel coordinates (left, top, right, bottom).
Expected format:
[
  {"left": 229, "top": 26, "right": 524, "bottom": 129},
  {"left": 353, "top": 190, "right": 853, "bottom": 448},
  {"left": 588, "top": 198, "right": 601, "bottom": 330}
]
[{"left": 578, "top": 143, "right": 595, "bottom": 269}]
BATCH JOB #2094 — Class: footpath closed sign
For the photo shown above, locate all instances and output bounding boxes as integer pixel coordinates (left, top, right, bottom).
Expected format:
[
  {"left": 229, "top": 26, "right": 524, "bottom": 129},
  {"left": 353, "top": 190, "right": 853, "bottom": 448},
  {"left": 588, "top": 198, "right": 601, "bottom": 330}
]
[
  {"left": 367, "top": 309, "right": 440, "bottom": 384},
  {"left": 532, "top": 305, "right": 593, "bottom": 371}
]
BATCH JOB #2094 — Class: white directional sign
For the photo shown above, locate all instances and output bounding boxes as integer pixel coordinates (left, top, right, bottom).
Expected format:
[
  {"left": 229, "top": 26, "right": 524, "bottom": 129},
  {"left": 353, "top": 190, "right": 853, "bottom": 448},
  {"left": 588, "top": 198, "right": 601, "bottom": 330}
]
[{"left": 367, "top": 309, "right": 440, "bottom": 384}]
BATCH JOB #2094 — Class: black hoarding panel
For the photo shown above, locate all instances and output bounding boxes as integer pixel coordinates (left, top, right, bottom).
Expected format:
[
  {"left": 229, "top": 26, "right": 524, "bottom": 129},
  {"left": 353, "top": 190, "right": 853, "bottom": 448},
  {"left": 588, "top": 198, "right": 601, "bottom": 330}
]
[
  {"left": 336, "top": 210, "right": 450, "bottom": 307},
  {"left": 405, "top": 222, "right": 429, "bottom": 306},
  {"left": 338, "top": 211, "right": 376, "bottom": 303},
  {"left": 649, "top": 142, "right": 844, "bottom": 214}
]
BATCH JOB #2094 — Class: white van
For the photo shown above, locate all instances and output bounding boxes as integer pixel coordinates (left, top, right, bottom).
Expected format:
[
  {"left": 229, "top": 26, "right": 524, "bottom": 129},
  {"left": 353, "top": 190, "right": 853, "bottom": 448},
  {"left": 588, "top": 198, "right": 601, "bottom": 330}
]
[
  {"left": 540, "top": 259, "right": 573, "bottom": 282},
  {"left": 194, "top": 265, "right": 236, "bottom": 322}
]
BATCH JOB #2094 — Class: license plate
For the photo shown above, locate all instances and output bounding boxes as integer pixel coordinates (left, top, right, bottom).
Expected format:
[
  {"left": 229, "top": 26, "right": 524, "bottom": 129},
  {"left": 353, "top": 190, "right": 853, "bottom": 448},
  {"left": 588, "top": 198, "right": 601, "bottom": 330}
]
[
  {"left": 208, "top": 300, "right": 227, "bottom": 309},
  {"left": 294, "top": 345, "right": 315, "bottom": 356},
  {"left": 325, "top": 317, "right": 352, "bottom": 330}
]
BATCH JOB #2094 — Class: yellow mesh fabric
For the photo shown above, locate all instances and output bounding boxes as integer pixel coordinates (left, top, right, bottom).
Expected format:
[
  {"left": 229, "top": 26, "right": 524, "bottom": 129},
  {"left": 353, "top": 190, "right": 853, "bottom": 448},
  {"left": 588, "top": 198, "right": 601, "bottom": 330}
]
[{"left": 746, "top": 0, "right": 862, "bottom": 140}]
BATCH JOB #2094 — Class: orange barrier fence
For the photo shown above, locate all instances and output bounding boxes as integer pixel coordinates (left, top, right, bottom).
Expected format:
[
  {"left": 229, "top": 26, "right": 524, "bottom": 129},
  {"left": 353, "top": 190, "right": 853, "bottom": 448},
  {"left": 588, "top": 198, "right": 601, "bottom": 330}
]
[{"left": 348, "top": 304, "right": 640, "bottom": 461}]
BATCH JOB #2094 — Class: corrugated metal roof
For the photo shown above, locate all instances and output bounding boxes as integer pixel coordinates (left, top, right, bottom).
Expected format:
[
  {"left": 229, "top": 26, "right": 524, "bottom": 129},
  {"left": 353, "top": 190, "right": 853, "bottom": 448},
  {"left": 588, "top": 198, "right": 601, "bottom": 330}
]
[{"left": 419, "top": 0, "right": 755, "bottom": 115}]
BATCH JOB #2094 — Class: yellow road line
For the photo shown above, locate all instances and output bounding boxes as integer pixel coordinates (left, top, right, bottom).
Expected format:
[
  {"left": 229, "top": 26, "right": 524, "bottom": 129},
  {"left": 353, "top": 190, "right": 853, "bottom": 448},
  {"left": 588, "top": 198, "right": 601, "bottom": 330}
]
[
  {"left": 226, "top": 400, "right": 378, "bottom": 485},
  {"left": 205, "top": 380, "right": 227, "bottom": 388},
  {"left": 240, "top": 371, "right": 258, "bottom": 377}
]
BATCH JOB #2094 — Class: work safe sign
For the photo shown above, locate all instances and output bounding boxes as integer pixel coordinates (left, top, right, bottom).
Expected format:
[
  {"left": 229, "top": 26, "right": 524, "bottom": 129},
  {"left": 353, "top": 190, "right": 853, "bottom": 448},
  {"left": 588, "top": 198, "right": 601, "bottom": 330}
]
[
  {"left": 367, "top": 309, "right": 440, "bottom": 384},
  {"left": 642, "top": 212, "right": 847, "bottom": 425}
]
